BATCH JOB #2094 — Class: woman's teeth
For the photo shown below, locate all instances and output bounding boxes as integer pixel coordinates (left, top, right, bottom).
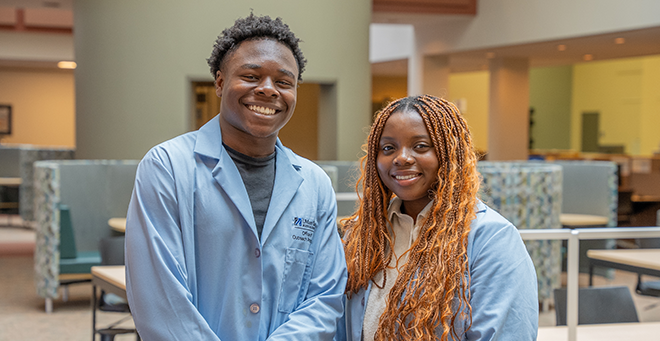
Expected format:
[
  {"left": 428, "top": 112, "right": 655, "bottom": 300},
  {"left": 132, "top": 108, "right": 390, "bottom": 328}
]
[
  {"left": 248, "top": 105, "right": 276, "bottom": 115},
  {"left": 395, "top": 174, "right": 417, "bottom": 180}
]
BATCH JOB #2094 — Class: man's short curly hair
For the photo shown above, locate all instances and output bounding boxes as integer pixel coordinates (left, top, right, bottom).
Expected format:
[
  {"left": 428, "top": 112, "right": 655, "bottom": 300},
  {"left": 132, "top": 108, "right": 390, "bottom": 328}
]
[{"left": 207, "top": 13, "right": 307, "bottom": 82}]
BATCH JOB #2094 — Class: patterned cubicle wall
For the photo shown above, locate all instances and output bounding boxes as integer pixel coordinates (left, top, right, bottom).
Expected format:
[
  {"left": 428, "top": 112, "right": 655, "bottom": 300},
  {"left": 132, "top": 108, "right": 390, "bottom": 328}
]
[
  {"left": 33, "top": 160, "right": 138, "bottom": 300},
  {"left": 477, "top": 161, "right": 563, "bottom": 303}
]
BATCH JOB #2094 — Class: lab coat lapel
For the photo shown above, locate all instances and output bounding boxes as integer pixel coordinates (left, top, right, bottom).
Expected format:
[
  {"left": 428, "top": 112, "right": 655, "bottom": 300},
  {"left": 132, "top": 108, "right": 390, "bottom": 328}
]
[
  {"left": 194, "top": 115, "right": 257, "bottom": 237},
  {"left": 260, "top": 140, "right": 303, "bottom": 243}
]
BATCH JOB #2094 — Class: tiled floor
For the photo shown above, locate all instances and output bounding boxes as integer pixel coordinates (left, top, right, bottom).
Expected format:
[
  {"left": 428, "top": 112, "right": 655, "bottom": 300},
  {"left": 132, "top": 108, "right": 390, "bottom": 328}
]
[{"left": 1, "top": 223, "right": 659, "bottom": 340}]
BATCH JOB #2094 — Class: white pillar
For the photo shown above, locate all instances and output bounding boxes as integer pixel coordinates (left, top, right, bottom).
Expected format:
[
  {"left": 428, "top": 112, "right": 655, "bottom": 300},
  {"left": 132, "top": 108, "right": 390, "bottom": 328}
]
[
  {"left": 407, "top": 27, "right": 423, "bottom": 96},
  {"left": 488, "top": 57, "right": 530, "bottom": 161}
]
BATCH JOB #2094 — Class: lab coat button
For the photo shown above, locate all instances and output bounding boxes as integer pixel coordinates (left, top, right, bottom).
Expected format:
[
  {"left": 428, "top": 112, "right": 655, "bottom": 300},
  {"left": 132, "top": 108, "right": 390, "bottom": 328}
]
[
  {"left": 255, "top": 248, "right": 261, "bottom": 258},
  {"left": 250, "top": 303, "right": 260, "bottom": 314}
]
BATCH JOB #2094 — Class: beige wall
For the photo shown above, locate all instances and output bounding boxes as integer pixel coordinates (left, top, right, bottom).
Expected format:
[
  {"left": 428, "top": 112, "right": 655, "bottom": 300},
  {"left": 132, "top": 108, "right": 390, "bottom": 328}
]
[
  {"left": 572, "top": 55, "right": 660, "bottom": 155},
  {"left": 0, "top": 68, "right": 75, "bottom": 147},
  {"left": 279, "top": 83, "right": 319, "bottom": 160},
  {"left": 73, "top": 1, "right": 371, "bottom": 161},
  {"left": 448, "top": 71, "right": 489, "bottom": 153},
  {"left": 369, "top": 72, "right": 490, "bottom": 153}
]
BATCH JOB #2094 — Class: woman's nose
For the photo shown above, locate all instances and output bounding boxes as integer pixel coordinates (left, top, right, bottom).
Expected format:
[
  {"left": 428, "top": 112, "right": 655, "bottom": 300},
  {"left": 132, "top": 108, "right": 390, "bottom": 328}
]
[{"left": 393, "top": 149, "right": 414, "bottom": 166}]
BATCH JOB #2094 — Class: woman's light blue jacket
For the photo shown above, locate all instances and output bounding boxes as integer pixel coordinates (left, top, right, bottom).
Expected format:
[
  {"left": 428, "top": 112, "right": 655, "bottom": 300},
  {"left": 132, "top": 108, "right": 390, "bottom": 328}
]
[{"left": 338, "top": 201, "right": 538, "bottom": 340}]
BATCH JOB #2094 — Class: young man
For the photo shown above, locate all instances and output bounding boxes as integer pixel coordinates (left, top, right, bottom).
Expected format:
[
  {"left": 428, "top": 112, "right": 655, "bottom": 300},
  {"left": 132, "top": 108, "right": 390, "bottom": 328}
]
[{"left": 125, "top": 14, "right": 347, "bottom": 340}]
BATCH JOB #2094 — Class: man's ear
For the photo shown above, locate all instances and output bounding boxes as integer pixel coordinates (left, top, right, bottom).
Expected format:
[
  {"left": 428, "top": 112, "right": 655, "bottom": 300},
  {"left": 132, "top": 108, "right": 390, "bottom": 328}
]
[{"left": 215, "top": 70, "right": 224, "bottom": 97}]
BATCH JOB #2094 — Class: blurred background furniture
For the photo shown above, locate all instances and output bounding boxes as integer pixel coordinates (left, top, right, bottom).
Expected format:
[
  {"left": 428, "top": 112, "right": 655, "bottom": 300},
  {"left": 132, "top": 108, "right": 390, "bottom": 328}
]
[
  {"left": 33, "top": 160, "right": 138, "bottom": 312},
  {"left": 93, "top": 236, "right": 140, "bottom": 341},
  {"left": 57, "top": 204, "right": 101, "bottom": 304},
  {"left": 634, "top": 209, "right": 660, "bottom": 299},
  {"left": 314, "top": 160, "right": 361, "bottom": 219},
  {"left": 0, "top": 144, "right": 75, "bottom": 224},
  {"left": 587, "top": 249, "right": 660, "bottom": 286},
  {"left": 477, "top": 161, "right": 563, "bottom": 307},
  {"left": 551, "top": 160, "right": 618, "bottom": 277},
  {"left": 92, "top": 265, "right": 140, "bottom": 341},
  {"left": 553, "top": 286, "right": 639, "bottom": 325}
]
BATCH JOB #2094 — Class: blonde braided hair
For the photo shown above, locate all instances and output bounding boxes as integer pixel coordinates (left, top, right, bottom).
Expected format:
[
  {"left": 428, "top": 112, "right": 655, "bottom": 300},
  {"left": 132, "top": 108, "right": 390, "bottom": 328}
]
[{"left": 342, "top": 95, "right": 481, "bottom": 341}]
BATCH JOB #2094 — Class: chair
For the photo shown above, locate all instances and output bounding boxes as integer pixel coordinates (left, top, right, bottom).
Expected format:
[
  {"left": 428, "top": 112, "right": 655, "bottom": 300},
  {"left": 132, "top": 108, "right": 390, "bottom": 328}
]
[
  {"left": 57, "top": 205, "right": 102, "bottom": 303},
  {"left": 635, "top": 212, "right": 660, "bottom": 298},
  {"left": 553, "top": 286, "right": 639, "bottom": 325},
  {"left": 94, "top": 236, "right": 140, "bottom": 341}
]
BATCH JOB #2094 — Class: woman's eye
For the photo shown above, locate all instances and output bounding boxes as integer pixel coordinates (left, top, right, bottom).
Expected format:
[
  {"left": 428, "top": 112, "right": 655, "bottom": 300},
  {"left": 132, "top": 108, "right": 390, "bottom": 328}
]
[
  {"left": 415, "top": 143, "right": 431, "bottom": 150},
  {"left": 382, "top": 145, "right": 393, "bottom": 152}
]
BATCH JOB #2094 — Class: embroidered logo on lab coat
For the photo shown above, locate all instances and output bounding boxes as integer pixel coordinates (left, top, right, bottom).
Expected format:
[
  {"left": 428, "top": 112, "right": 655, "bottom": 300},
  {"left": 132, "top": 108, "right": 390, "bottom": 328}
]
[{"left": 292, "top": 217, "right": 316, "bottom": 243}]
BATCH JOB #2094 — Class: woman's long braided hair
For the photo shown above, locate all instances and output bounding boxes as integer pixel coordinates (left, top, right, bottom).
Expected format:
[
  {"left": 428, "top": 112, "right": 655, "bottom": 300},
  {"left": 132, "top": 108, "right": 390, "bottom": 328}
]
[{"left": 342, "top": 95, "right": 481, "bottom": 341}]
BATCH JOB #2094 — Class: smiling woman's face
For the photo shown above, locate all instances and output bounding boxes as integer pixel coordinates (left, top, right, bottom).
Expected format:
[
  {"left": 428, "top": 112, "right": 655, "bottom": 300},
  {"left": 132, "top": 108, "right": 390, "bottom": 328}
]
[{"left": 377, "top": 109, "right": 440, "bottom": 217}]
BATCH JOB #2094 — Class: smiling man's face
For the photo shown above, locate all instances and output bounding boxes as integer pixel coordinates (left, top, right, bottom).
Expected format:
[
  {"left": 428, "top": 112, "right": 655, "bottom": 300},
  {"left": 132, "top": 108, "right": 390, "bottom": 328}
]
[{"left": 215, "top": 38, "right": 298, "bottom": 157}]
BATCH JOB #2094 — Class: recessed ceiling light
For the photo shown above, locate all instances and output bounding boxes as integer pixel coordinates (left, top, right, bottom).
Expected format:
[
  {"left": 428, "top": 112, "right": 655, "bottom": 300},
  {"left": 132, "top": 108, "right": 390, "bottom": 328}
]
[
  {"left": 583, "top": 54, "right": 594, "bottom": 61},
  {"left": 614, "top": 37, "right": 625, "bottom": 44},
  {"left": 57, "top": 61, "right": 77, "bottom": 69},
  {"left": 485, "top": 52, "right": 495, "bottom": 59},
  {"left": 557, "top": 44, "right": 567, "bottom": 51}
]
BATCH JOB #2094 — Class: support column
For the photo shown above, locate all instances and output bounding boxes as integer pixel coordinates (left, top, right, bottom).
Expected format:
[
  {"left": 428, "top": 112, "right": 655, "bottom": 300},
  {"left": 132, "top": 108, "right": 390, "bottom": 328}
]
[
  {"left": 407, "top": 44, "right": 423, "bottom": 96},
  {"left": 488, "top": 57, "right": 530, "bottom": 161},
  {"left": 423, "top": 55, "right": 450, "bottom": 98}
]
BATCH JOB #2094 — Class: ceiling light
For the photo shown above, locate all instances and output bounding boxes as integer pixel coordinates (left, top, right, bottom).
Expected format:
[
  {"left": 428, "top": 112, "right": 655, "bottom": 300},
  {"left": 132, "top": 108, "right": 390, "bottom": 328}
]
[
  {"left": 583, "top": 54, "right": 594, "bottom": 61},
  {"left": 614, "top": 37, "right": 625, "bottom": 44},
  {"left": 57, "top": 61, "right": 77, "bottom": 69},
  {"left": 557, "top": 44, "right": 567, "bottom": 51},
  {"left": 485, "top": 52, "right": 495, "bottom": 59}
]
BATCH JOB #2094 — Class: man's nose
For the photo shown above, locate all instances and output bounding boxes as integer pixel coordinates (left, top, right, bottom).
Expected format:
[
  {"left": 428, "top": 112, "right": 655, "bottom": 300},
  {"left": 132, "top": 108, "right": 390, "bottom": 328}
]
[{"left": 256, "top": 78, "right": 277, "bottom": 97}]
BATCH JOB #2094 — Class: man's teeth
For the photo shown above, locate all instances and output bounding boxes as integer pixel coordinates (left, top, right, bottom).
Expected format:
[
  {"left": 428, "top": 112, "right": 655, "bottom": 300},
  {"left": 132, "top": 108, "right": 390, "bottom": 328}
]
[
  {"left": 248, "top": 105, "right": 276, "bottom": 115},
  {"left": 395, "top": 174, "right": 417, "bottom": 180}
]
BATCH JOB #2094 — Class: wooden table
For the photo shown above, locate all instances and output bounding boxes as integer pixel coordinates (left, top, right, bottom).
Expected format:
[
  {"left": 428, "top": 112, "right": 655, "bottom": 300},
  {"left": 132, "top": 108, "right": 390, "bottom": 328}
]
[
  {"left": 92, "top": 265, "right": 126, "bottom": 299},
  {"left": 91, "top": 265, "right": 136, "bottom": 339},
  {"left": 0, "top": 177, "right": 21, "bottom": 186},
  {"left": 537, "top": 322, "right": 660, "bottom": 341},
  {"left": 108, "top": 217, "right": 126, "bottom": 233},
  {"left": 559, "top": 213, "right": 610, "bottom": 275},
  {"left": 587, "top": 248, "right": 660, "bottom": 286},
  {"left": 560, "top": 213, "right": 609, "bottom": 227}
]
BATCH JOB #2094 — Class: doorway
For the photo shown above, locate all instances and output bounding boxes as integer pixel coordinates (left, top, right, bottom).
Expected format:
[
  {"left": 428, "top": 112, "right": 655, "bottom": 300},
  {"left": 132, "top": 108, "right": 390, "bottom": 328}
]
[
  {"left": 581, "top": 112, "right": 599, "bottom": 153},
  {"left": 191, "top": 82, "right": 321, "bottom": 160}
]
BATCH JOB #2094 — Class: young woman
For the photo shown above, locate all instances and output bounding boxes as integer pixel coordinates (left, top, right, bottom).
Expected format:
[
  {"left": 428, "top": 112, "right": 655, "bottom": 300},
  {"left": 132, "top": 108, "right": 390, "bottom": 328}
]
[{"left": 339, "top": 95, "right": 538, "bottom": 341}]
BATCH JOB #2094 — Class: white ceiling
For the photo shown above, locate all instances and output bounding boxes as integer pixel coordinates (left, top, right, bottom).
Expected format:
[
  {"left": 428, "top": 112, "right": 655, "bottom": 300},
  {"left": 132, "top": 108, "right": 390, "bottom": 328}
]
[
  {"left": 372, "top": 12, "right": 660, "bottom": 76},
  {"left": 3, "top": 2, "right": 659, "bottom": 75}
]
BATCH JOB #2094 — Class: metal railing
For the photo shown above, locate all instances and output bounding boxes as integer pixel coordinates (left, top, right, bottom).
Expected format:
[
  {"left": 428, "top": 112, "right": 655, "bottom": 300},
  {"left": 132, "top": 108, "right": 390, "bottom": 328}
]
[{"left": 518, "top": 227, "right": 660, "bottom": 341}]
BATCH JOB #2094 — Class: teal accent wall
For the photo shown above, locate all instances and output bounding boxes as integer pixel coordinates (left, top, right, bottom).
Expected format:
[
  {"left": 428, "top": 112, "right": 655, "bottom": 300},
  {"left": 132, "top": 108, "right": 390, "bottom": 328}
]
[{"left": 529, "top": 66, "right": 572, "bottom": 150}]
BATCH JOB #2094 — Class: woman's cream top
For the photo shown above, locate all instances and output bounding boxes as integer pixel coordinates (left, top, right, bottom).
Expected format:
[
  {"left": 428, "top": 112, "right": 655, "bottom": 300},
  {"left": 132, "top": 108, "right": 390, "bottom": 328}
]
[{"left": 362, "top": 197, "right": 432, "bottom": 341}]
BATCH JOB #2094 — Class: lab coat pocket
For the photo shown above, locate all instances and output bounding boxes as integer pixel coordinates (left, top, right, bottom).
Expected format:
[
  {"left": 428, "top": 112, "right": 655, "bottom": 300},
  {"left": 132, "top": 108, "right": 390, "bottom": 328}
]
[{"left": 277, "top": 247, "right": 314, "bottom": 314}]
